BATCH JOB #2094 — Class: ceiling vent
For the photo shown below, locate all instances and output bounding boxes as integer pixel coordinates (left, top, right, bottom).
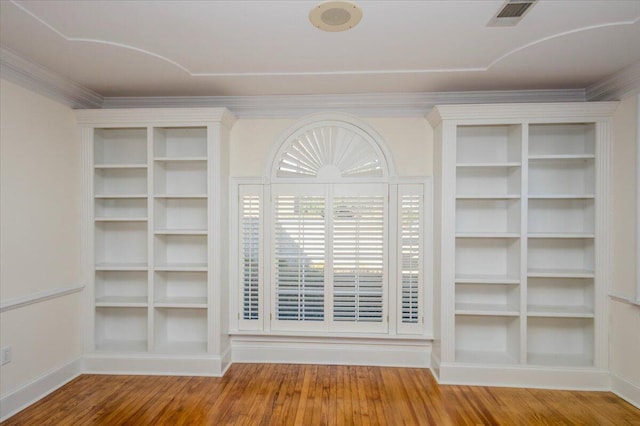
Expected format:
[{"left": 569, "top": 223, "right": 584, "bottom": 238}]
[{"left": 488, "top": 0, "right": 537, "bottom": 27}]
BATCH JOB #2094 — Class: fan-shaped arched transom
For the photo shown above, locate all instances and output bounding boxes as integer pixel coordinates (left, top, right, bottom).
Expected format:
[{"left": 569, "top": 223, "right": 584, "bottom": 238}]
[{"left": 270, "top": 119, "right": 392, "bottom": 180}]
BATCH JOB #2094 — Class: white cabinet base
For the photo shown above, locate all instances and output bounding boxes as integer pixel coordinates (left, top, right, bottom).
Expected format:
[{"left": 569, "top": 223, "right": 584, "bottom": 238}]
[
  {"left": 435, "top": 363, "right": 610, "bottom": 390},
  {"left": 83, "top": 350, "right": 231, "bottom": 377}
]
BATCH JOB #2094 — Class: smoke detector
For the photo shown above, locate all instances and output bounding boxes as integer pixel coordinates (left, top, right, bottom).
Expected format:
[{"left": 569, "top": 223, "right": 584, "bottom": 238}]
[{"left": 310, "top": 1, "right": 362, "bottom": 32}]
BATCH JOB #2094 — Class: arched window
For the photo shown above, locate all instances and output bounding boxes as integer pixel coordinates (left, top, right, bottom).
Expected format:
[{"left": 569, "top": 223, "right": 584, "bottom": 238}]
[
  {"left": 235, "top": 114, "right": 429, "bottom": 336},
  {"left": 270, "top": 119, "right": 392, "bottom": 180}
]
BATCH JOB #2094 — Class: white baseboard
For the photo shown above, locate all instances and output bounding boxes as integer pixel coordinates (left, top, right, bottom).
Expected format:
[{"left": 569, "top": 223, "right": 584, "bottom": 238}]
[
  {"left": 83, "top": 353, "right": 225, "bottom": 377},
  {"left": 611, "top": 374, "right": 640, "bottom": 409},
  {"left": 0, "top": 358, "right": 82, "bottom": 422},
  {"left": 438, "top": 363, "right": 611, "bottom": 390},
  {"left": 220, "top": 346, "right": 232, "bottom": 376},
  {"left": 231, "top": 335, "right": 431, "bottom": 368},
  {"left": 430, "top": 351, "right": 442, "bottom": 381}
]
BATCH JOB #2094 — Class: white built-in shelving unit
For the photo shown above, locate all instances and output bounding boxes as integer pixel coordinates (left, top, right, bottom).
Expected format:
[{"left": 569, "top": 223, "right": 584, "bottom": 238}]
[
  {"left": 77, "top": 108, "right": 235, "bottom": 375},
  {"left": 428, "top": 102, "right": 617, "bottom": 388}
]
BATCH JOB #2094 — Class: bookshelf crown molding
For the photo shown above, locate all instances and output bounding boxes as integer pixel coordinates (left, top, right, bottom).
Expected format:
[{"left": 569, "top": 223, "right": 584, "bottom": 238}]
[
  {"left": 427, "top": 102, "right": 620, "bottom": 127},
  {"left": 74, "top": 107, "right": 237, "bottom": 129}
]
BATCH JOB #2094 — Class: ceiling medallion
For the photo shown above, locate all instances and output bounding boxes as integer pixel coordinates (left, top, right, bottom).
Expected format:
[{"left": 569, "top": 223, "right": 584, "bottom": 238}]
[{"left": 309, "top": 1, "right": 363, "bottom": 32}]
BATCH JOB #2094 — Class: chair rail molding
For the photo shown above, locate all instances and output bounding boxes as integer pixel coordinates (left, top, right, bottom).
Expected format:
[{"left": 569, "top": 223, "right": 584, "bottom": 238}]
[{"left": 0, "top": 285, "right": 85, "bottom": 313}]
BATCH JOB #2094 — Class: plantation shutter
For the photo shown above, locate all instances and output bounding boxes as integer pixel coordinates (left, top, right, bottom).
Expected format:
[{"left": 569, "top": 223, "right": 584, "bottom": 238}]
[
  {"left": 331, "top": 184, "right": 387, "bottom": 333},
  {"left": 238, "top": 185, "right": 263, "bottom": 331},
  {"left": 272, "top": 185, "right": 327, "bottom": 331},
  {"left": 397, "top": 184, "right": 424, "bottom": 334}
]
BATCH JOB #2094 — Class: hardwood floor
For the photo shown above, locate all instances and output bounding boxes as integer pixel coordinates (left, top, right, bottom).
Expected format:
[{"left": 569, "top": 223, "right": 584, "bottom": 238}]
[{"left": 3, "top": 364, "right": 639, "bottom": 425}]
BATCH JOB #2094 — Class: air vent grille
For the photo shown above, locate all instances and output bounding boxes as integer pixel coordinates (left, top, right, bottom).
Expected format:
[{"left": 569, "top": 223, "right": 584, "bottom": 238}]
[
  {"left": 488, "top": 0, "right": 537, "bottom": 27},
  {"left": 497, "top": 2, "right": 533, "bottom": 18}
]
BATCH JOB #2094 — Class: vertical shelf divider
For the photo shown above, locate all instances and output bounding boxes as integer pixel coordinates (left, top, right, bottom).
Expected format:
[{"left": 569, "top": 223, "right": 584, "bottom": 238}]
[
  {"left": 82, "top": 127, "right": 96, "bottom": 352},
  {"left": 593, "top": 121, "right": 611, "bottom": 369},
  {"left": 147, "top": 126, "right": 155, "bottom": 352},
  {"left": 441, "top": 121, "right": 457, "bottom": 363},
  {"left": 520, "top": 123, "right": 529, "bottom": 365},
  {"left": 207, "top": 124, "right": 216, "bottom": 355}
]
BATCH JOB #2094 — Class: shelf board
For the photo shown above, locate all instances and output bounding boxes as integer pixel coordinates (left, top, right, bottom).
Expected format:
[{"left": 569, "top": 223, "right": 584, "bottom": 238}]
[
  {"left": 154, "top": 157, "right": 207, "bottom": 162},
  {"left": 95, "top": 339, "right": 148, "bottom": 353},
  {"left": 154, "top": 263, "right": 208, "bottom": 272},
  {"left": 528, "top": 232, "right": 595, "bottom": 239},
  {"left": 95, "top": 194, "right": 148, "bottom": 199},
  {"left": 527, "top": 304, "right": 594, "bottom": 318},
  {"left": 95, "top": 217, "right": 148, "bottom": 222},
  {"left": 528, "top": 194, "right": 595, "bottom": 200},
  {"left": 456, "top": 194, "right": 521, "bottom": 200},
  {"left": 527, "top": 352, "right": 593, "bottom": 368},
  {"left": 455, "top": 350, "right": 518, "bottom": 365},
  {"left": 96, "top": 296, "right": 148, "bottom": 308},
  {"left": 527, "top": 268, "right": 594, "bottom": 278},
  {"left": 95, "top": 263, "right": 148, "bottom": 271},
  {"left": 154, "top": 229, "right": 208, "bottom": 235},
  {"left": 528, "top": 154, "right": 595, "bottom": 161},
  {"left": 455, "top": 303, "right": 519, "bottom": 316},
  {"left": 456, "top": 232, "right": 520, "bottom": 239},
  {"left": 154, "top": 297, "right": 207, "bottom": 308},
  {"left": 455, "top": 274, "right": 520, "bottom": 285},
  {"left": 529, "top": 154, "right": 596, "bottom": 161},
  {"left": 94, "top": 163, "right": 148, "bottom": 169},
  {"left": 154, "top": 341, "right": 208, "bottom": 354},
  {"left": 456, "top": 162, "right": 521, "bottom": 168},
  {"left": 154, "top": 194, "right": 207, "bottom": 199}
]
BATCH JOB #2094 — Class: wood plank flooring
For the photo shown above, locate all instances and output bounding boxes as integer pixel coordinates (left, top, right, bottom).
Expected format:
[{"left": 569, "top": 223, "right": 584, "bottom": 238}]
[{"left": 3, "top": 364, "right": 639, "bottom": 425}]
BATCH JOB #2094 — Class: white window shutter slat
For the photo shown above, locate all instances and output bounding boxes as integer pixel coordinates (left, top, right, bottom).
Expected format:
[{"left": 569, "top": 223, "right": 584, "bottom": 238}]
[
  {"left": 274, "top": 194, "right": 326, "bottom": 323},
  {"left": 238, "top": 185, "right": 264, "bottom": 331},
  {"left": 333, "top": 195, "right": 385, "bottom": 324},
  {"left": 241, "top": 194, "right": 260, "bottom": 320},
  {"left": 397, "top": 184, "right": 424, "bottom": 335}
]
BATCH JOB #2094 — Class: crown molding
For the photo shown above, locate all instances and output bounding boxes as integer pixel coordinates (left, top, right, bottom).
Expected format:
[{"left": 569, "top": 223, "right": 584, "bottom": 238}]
[
  {"left": 586, "top": 60, "right": 640, "bottom": 101},
  {"left": 0, "top": 46, "right": 589, "bottom": 117},
  {"left": 12, "top": 46, "right": 637, "bottom": 117},
  {"left": 0, "top": 47, "right": 103, "bottom": 108},
  {"left": 100, "top": 89, "right": 586, "bottom": 118}
]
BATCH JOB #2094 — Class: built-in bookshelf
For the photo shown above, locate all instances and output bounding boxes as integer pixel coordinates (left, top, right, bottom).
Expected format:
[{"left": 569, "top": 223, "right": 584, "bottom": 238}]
[
  {"left": 78, "top": 108, "right": 235, "bottom": 375},
  {"left": 428, "top": 102, "right": 616, "bottom": 388}
]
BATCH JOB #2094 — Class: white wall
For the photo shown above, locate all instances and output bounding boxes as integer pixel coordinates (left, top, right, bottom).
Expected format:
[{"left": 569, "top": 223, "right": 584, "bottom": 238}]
[
  {"left": 230, "top": 116, "right": 432, "bottom": 177},
  {"left": 0, "top": 79, "right": 83, "bottom": 398},
  {"left": 609, "top": 94, "right": 640, "bottom": 405}
]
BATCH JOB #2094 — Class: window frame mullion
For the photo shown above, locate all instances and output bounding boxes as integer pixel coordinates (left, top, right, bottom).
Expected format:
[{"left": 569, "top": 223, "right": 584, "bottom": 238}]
[{"left": 325, "top": 184, "right": 334, "bottom": 331}]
